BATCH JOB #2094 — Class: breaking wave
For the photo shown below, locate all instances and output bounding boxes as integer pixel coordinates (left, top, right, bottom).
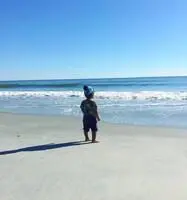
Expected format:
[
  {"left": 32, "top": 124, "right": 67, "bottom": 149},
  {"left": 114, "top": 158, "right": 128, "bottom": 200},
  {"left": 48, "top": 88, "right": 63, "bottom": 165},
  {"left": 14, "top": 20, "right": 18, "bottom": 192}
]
[{"left": 0, "top": 91, "right": 187, "bottom": 101}]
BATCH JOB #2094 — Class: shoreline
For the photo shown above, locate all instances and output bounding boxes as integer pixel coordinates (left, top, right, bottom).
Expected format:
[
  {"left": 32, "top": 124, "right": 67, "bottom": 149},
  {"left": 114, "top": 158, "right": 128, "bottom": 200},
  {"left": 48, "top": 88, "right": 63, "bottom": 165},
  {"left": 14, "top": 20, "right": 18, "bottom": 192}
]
[
  {"left": 0, "top": 112, "right": 187, "bottom": 139},
  {"left": 0, "top": 110, "right": 187, "bottom": 131}
]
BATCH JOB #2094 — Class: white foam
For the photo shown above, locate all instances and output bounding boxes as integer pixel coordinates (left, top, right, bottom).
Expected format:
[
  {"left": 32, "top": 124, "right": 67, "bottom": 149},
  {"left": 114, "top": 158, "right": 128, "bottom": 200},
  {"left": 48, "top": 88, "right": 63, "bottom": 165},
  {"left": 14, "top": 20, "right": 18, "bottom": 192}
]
[
  {"left": 0, "top": 91, "right": 187, "bottom": 101},
  {"left": 96, "top": 91, "right": 187, "bottom": 101},
  {"left": 0, "top": 91, "right": 83, "bottom": 98}
]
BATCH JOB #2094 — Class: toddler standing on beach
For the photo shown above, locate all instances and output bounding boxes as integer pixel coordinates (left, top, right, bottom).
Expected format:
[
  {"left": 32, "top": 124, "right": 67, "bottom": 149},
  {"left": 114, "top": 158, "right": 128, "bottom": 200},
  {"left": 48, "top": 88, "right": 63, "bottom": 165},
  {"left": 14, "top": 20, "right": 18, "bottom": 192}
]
[{"left": 80, "top": 85, "right": 100, "bottom": 143}]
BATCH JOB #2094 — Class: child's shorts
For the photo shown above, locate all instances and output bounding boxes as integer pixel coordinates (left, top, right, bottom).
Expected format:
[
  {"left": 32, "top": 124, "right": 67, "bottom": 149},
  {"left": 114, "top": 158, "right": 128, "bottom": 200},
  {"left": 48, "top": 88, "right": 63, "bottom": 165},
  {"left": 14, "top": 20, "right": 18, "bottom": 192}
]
[{"left": 83, "top": 115, "right": 98, "bottom": 132}]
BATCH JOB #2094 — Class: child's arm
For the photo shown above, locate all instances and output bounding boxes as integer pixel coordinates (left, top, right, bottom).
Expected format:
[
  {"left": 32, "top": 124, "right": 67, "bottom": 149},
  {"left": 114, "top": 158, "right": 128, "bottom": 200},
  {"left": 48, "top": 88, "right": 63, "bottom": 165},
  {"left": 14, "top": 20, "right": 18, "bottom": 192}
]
[
  {"left": 95, "top": 110, "right": 100, "bottom": 121},
  {"left": 80, "top": 101, "right": 84, "bottom": 114},
  {"left": 91, "top": 102, "right": 100, "bottom": 121}
]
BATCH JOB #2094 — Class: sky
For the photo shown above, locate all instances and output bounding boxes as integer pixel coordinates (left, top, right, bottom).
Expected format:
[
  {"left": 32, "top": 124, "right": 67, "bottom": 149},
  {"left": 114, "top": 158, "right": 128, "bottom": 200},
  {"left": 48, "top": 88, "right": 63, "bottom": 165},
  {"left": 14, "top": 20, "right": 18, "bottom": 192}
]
[{"left": 1, "top": 0, "right": 187, "bottom": 80}]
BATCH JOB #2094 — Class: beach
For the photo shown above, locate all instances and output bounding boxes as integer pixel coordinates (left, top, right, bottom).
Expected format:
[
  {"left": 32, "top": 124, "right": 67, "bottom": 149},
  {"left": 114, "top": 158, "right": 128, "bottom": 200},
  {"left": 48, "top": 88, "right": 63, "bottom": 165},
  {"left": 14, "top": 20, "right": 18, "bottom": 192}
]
[{"left": 1, "top": 112, "right": 187, "bottom": 200}]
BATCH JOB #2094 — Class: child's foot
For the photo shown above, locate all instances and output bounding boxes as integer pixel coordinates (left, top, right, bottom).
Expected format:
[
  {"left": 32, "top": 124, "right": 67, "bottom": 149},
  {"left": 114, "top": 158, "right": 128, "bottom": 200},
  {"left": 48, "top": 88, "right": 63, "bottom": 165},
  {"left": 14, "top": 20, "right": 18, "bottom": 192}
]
[
  {"left": 85, "top": 138, "right": 90, "bottom": 142},
  {"left": 91, "top": 140, "right": 99, "bottom": 143}
]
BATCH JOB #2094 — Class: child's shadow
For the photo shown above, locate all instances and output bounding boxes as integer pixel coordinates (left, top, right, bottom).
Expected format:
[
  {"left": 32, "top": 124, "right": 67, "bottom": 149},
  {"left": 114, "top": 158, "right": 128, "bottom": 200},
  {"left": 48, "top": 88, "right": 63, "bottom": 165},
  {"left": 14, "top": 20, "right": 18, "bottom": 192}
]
[{"left": 0, "top": 141, "right": 89, "bottom": 155}]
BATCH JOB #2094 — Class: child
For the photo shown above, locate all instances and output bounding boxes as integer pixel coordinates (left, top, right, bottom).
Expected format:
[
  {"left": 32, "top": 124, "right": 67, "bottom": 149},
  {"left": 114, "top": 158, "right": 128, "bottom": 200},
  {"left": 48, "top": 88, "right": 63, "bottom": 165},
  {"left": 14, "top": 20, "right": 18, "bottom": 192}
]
[{"left": 80, "top": 85, "right": 100, "bottom": 143}]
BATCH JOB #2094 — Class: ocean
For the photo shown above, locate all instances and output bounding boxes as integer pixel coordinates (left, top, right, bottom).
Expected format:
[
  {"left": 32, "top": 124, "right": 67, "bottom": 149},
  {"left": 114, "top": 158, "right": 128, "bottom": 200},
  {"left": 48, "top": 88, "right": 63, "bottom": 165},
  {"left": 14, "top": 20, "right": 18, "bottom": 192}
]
[{"left": 0, "top": 76, "right": 187, "bottom": 128}]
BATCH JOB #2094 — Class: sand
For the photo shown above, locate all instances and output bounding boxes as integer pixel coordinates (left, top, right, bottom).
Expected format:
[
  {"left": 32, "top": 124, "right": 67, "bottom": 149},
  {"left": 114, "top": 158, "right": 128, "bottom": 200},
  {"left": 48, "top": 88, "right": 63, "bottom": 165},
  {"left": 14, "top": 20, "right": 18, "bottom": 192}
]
[{"left": 0, "top": 112, "right": 187, "bottom": 200}]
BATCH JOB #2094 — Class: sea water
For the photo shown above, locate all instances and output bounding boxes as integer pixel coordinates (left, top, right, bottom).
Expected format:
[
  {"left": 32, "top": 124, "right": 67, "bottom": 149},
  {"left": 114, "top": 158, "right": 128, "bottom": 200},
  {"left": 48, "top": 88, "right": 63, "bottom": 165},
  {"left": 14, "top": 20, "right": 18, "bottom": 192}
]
[{"left": 0, "top": 76, "right": 187, "bottom": 128}]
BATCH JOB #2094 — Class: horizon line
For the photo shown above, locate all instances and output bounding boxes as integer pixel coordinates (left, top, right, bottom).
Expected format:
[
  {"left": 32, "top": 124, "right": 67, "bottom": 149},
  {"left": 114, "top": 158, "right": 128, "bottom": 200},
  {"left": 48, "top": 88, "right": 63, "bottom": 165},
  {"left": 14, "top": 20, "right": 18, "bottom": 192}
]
[{"left": 0, "top": 75, "right": 187, "bottom": 82}]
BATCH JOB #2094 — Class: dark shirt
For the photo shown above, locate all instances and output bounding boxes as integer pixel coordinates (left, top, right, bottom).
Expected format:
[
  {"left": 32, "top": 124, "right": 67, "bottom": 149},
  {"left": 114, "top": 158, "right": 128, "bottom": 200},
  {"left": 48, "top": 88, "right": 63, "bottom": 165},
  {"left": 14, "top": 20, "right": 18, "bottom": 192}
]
[{"left": 80, "top": 99, "right": 97, "bottom": 117}]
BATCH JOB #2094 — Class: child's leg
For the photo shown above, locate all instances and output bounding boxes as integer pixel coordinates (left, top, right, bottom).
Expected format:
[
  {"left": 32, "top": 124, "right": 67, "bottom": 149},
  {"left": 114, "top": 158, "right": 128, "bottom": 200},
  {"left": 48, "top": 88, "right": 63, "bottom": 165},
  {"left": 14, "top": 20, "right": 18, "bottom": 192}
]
[
  {"left": 91, "top": 131, "right": 98, "bottom": 143},
  {"left": 83, "top": 116, "right": 90, "bottom": 141},
  {"left": 84, "top": 130, "right": 90, "bottom": 141},
  {"left": 91, "top": 117, "right": 98, "bottom": 143}
]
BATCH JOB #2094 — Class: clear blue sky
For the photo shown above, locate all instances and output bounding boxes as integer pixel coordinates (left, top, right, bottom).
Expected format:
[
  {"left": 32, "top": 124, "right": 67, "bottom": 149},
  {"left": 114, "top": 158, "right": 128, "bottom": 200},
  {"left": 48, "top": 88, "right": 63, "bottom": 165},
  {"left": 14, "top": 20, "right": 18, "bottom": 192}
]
[{"left": 1, "top": 0, "right": 187, "bottom": 80}]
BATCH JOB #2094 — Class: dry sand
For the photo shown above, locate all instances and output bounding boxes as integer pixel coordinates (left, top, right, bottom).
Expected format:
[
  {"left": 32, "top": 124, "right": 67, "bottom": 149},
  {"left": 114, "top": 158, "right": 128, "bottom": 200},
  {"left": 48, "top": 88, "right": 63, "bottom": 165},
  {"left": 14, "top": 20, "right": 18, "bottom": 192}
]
[{"left": 1, "top": 112, "right": 187, "bottom": 200}]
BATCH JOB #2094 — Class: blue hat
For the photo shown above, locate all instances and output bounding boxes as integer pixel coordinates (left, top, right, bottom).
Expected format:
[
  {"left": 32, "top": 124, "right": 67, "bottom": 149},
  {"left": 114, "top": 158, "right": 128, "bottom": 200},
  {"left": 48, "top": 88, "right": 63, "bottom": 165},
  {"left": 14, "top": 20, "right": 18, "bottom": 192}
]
[{"left": 83, "top": 85, "right": 94, "bottom": 97}]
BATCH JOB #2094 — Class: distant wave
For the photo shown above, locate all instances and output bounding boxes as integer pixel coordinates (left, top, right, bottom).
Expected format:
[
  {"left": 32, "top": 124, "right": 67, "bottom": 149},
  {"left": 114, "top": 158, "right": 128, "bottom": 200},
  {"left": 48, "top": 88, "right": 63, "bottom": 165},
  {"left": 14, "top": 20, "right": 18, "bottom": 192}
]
[
  {"left": 0, "top": 91, "right": 187, "bottom": 101},
  {"left": 0, "top": 81, "right": 171, "bottom": 89},
  {"left": 1, "top": 76, "right": 186, "bottom": 89},
  {"left": 0, "top": 83, "right": 81, "bottom": 89},
  {"left": 89, "top": 83, "right": 168, "bottom": 87}
]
